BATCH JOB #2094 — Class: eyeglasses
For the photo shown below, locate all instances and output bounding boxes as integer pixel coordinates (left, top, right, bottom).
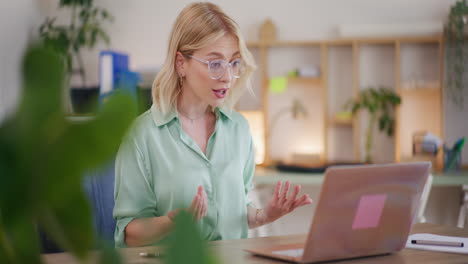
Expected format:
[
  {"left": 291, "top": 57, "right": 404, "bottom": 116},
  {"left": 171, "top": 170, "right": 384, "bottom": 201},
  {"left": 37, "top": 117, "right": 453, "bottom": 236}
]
[{"left": 188, "top": 55, "right": 244, "bottom": 80}]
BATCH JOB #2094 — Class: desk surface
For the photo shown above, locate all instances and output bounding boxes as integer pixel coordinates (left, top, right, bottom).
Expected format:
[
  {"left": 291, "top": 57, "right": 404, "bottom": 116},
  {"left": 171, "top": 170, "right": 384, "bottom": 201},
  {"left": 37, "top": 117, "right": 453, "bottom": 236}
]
[
  {"left": 43, "top": 223, "right": 467, "bottom": 264},
  {"left": 254, "top": 168, "right": 468, "bottom": 186}
]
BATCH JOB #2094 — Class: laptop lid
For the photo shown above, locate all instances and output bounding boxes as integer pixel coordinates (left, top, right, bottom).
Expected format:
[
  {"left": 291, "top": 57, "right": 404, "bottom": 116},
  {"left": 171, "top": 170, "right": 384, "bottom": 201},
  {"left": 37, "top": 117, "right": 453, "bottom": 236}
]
[{"left": 301, "top": 162, "right": 431, "bottom": 262}]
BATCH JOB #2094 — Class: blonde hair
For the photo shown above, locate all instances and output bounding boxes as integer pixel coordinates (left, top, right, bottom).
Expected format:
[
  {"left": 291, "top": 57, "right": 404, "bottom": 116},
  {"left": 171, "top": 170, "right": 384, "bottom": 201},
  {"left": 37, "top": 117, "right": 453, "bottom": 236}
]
[{"left": 152, "top": 2, "right": 256, "bottom": 114}]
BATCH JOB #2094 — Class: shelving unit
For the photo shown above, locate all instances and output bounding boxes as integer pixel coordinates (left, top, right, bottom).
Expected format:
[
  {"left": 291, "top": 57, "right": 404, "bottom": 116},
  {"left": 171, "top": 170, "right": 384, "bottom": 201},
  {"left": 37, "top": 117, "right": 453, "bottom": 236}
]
[
  {"left": 395, "top": 38, "right": 444, "bottom": 170},
  {"left": 243, "top": 20, "right": 444, "bottom": 170}
]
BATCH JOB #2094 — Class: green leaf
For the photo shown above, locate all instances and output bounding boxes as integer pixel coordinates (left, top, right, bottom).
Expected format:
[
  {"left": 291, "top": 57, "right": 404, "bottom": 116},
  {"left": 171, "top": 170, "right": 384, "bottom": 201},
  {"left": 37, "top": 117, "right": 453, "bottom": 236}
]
[
  {"left": 342, "top": 86, "right": 400, "bottom": 136},
  {"left": 98, "top": 241, "right": 122, "bottom": 264},
  {"left": 40, "top": 0, "right": 113, "bottom": 86},
  {"left": 351, "top": 102, "right": 361, "bottom": 114},
  {"left": 0, "top": 43, "right": 135, "bottom": 263},
  {"left": 38, "top": 192, "right": 94, "bottom": 259},
  {"left": 98, "top": 30, "right": 111, "bottom": 45},
  {"left": 0, "top": 215, "right": 41, "bottom": 264},
  {"left": 166, "top": 211, "right": 220, "bottom": 264},
  {"left": 445, "top": 0, "right": 468, "bottom": 108}
]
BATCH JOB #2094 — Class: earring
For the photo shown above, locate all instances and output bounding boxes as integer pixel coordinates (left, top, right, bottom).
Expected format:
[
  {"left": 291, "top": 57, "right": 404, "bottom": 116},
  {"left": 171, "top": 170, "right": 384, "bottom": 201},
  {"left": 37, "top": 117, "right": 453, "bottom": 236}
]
[{"left": 179, "top": 75, "right": 184, "bottom": 87}]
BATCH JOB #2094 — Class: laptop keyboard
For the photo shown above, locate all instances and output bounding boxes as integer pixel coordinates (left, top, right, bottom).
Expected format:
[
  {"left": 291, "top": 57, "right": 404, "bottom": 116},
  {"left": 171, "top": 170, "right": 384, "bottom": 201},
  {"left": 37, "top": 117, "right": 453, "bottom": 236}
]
[{"left": 272, "top": 248, "right": 304, "bottom": 257}]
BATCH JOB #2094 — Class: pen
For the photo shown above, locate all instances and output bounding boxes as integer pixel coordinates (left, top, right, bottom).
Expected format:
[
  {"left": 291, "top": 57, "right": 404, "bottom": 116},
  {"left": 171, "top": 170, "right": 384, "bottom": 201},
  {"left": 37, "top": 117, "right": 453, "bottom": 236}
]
[
  {"left": 139, "top": 252, "right": 163, "bottom": 258},
  {"left": 411, "top": 239, "right": 464, "bottom": 247}
]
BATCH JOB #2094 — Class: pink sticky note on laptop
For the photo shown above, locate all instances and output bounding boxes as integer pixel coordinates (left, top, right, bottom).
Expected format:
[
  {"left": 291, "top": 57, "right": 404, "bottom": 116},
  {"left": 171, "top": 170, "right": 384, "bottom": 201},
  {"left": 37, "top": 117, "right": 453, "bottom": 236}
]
[{"left": 352, "top": 194, "right": 387, "bottom": 229}]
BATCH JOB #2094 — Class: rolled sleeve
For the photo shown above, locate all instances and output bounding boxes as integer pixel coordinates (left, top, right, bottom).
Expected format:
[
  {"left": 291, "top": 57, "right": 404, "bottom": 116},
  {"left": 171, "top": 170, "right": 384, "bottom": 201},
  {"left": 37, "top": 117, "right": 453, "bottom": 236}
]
[{"left": 113, "top": 138, "right": 157, "bottom": 248}]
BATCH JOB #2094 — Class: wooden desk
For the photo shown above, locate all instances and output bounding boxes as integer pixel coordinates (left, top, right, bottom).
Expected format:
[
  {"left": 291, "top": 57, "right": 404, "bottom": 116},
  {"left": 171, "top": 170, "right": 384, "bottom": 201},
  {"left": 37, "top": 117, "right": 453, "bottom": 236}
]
[
  {"left": 254, "top": 168, "right": 468, "bottom": 186},
  {"left": 43, "top": 223, "right": 467, "bottom": 264}
]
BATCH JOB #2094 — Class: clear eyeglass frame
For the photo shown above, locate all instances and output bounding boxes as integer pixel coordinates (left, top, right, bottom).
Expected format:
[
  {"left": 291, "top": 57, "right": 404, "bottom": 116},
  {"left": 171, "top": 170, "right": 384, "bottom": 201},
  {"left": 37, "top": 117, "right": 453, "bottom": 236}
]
[{"left": 188, "top": 55, "right": 244, "bottom": 80}]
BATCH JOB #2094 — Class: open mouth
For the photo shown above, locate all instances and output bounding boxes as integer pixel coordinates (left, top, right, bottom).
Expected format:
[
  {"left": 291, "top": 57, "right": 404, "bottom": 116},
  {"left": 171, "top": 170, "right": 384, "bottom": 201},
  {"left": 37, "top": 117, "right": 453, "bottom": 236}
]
[{"left": 212, "top": 88, "right": 228, "bottom": 98}]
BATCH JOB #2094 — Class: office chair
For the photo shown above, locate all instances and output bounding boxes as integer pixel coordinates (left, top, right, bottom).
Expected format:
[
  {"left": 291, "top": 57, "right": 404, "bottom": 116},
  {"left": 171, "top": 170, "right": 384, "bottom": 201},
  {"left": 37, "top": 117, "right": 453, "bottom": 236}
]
[
  {"left": 40, "top": 160, "right": 116, "bottom": 253},
  {"left": 415, "top": 173, "right": 433, "bottom": 223},
  {"left": 457, "top": 185, "right": 468, "bottom": 228},
  {"left": 82, "top": 160, "right": 116, "bottom": 245}
]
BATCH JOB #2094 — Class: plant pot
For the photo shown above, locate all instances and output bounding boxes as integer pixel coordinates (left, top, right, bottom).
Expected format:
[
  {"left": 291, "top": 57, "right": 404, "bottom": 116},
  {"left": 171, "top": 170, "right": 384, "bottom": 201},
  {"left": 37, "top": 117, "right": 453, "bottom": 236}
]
[{"left": 70, "top": 86, "right": 99, "bottom": 114}]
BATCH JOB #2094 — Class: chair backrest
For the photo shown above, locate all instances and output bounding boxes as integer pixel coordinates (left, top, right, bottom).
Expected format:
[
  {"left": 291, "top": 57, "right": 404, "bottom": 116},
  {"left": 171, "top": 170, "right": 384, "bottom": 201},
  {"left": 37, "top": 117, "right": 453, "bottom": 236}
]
[
  {"left": 82, "top": 160, "right": 116, "bottom": 245},
  {"left": 415, "top": 173, "right": 433, "bottom": 223},
  {"left": 40, "top": 160, "right": 116, "bottom": 253}
]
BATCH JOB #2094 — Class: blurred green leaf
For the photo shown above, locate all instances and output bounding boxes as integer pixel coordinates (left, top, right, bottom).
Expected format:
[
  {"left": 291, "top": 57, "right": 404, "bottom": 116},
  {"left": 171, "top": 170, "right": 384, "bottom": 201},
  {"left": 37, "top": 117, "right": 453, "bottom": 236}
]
[
  {"left": 0, "top": 44, "right": 135, "bottom": 263},
  {"left": 98, "top": 241, "right": 122, "bottom": 264},
  {"left": 1, "top": 217, "right": 41, "bottom": 264},
  {"left": 38, "top": 193, "right": 93, "bottom": 258},
  {"left": 165, "top": 211, "right": 220, "bottom": 264}
]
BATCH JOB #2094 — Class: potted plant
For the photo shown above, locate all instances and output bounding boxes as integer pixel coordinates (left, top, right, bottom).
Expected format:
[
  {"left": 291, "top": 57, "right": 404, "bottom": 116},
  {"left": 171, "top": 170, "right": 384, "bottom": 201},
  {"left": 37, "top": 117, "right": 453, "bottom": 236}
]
[
  {"left": 39, "top": 0, "right": 113, "bottom": 113},
  {"left": 345, "top": 87, "right": 401, "bottom": 163},
  {"left": 445, "top": 0, "right": 468, "bottom": 108}
]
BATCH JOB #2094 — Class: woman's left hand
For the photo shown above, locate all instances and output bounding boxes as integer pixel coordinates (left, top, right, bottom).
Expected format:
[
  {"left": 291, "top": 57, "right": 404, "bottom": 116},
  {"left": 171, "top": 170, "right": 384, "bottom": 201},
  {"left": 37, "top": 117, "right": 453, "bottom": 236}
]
[{"left": 261, "top": 181, "right": 313, "bottom": 224}]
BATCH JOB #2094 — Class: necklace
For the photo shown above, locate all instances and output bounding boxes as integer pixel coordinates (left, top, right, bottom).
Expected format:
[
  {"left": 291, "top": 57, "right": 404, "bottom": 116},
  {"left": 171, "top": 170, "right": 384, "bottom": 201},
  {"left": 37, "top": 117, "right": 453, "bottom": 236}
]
[{"left": 177, "top": 109, "right": 207, "bottom": 125}]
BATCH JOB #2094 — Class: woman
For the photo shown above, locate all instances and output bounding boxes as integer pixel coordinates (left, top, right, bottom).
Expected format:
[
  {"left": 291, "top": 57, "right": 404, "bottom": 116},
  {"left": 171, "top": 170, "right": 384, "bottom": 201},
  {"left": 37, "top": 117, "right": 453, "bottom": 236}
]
[{"left": 113, "top": 2, "right": 312, "bottom": 248}]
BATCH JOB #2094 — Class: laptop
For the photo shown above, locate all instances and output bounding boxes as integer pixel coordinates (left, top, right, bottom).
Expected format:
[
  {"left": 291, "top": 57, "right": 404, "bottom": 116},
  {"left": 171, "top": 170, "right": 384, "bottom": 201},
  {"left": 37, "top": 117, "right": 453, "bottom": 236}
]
[{"left": 245, "top": 162, "right": 431, "bottom": 263}]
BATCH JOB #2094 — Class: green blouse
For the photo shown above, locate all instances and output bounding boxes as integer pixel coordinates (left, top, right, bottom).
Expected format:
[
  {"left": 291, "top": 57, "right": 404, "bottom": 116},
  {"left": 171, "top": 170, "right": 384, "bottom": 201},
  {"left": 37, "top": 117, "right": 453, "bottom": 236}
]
[{"left": 113, "top": 105, "right": 255, "bottom": 247}]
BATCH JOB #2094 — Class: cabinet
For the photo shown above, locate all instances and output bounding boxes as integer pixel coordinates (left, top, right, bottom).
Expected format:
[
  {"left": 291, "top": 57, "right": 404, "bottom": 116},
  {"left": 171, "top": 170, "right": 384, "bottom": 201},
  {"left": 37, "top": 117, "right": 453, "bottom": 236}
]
[{"left": 243, "top": 20, "right": 444, "bottom": 170}]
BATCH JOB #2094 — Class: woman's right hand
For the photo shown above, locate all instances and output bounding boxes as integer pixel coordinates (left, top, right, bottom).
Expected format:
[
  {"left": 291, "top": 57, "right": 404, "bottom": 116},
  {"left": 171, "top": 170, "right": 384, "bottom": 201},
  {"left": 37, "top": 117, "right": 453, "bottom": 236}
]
[{"left": 167, "top": 186, "right": 208, "bottom": 222}]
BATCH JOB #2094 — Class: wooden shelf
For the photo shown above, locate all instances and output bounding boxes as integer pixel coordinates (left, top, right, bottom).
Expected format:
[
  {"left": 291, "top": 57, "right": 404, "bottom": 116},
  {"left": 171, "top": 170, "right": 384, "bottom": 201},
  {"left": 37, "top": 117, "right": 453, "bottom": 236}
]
[
  {"left": 287, "top": 77, "right": 322, "bottom": 85},
  {"left": 328, "top": 118, "right": 353, "bottom": 127},
  {"left": 399, "top": 87, "right": 441, "bottom": 96},
  {"left": 247, "top": 40, "right": 324, "bottom": 47},
  {"left": 247, "top": 36, "right": 442, "bottom": 48},
  {"left": 357, "top": 36, "right": 441, "bottom": 45},
  {"left": 248, "top": 19, "right": 444, "bottom": 169}
]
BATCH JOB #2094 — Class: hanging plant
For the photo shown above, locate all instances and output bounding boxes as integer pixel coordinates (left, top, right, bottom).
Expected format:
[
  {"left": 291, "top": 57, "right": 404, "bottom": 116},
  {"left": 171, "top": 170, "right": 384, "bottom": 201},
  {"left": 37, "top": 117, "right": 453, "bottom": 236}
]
[{"left": 444, "top": 0, "right": 468, "bottom": 108}]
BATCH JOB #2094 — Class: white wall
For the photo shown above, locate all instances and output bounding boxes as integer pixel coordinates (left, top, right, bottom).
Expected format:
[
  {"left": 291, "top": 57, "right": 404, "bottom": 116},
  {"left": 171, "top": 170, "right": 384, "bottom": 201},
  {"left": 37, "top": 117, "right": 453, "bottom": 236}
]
[
  {"left": 23, "top": 0, "right": 468, "bottom": 165},
  {"left": 92, "top": 0, "right": 468, "bottom": 163},
  {"left": 75, "top": 0, "right": 456, "bottom": 85},
  {"left": 0, "top": 0, "right": 42, "bottom": 122}
]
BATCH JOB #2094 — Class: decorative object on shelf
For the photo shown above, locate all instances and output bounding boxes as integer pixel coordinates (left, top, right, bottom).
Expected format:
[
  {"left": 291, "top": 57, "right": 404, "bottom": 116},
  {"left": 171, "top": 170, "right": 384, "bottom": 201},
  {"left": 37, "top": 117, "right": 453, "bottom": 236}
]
[
  {"left": 444, "top": 137, "right": 466, "bottom": 172},
  {"left": 345, "top": 87, "right": 401, "bottom": 163},
  {"left": 269, "top": 76, "right": 288, "bottom": 94},
  {"left": 297, "top": 65, "right": 320, "bottom": 78},
  {"left": 268, "top": 99, "right": 308, "bottom": 165},
  {"left": 259, "top": 18, "right": 276, "bottom": 43},
  {"left": 413, "top": 131, "right": 442, "bottom": 156},
  {"left": 98, "top": 51, "right": 140, "bottom": 108},
  {"left": 444, "top": 0, "right": 468, "bottom": 108},
  {"left": 39, "top": 0, "right": 114, "bottom": 113}
]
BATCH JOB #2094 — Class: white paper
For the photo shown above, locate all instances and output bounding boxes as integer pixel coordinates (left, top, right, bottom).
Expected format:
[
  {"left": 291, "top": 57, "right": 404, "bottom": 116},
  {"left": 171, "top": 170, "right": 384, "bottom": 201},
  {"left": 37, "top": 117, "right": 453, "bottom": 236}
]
[
  {"left": 406, "top": 233, "right": 468, "bottom": 254},
  {"left": 100, "top": 54, "right": 113, "bottom": 95}
]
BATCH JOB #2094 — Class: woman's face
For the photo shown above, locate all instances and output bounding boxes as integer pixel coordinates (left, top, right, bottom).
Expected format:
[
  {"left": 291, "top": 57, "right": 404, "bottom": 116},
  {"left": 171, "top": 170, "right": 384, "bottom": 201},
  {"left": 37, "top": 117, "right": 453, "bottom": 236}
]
[{"left": 179, "top": 34, "right": 240, "bottom": 107}]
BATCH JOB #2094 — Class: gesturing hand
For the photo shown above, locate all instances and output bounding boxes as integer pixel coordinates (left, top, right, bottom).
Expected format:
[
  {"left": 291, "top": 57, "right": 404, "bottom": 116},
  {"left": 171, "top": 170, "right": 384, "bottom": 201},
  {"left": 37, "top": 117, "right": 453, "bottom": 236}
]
[
  {"left": 262, "top": 181, "right": 313, "bottom": 224},
  {"left": 167, "top": 186, "right": 208, "bottom": 222}
]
